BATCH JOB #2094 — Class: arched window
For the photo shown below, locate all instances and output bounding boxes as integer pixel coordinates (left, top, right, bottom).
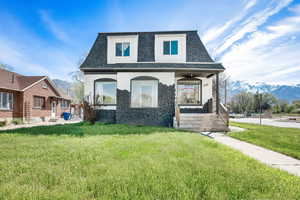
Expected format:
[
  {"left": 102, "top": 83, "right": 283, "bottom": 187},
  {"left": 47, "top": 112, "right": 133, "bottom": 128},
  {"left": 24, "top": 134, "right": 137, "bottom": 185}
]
[
  {"left": 94, "top": 78, "right": 117, "bottom": 105},
  {"left": 131, "top": 76, "right": 158, "bottom": 108},
  {"left": 177, "top": 77, "right": 201, "bottom": 105}
]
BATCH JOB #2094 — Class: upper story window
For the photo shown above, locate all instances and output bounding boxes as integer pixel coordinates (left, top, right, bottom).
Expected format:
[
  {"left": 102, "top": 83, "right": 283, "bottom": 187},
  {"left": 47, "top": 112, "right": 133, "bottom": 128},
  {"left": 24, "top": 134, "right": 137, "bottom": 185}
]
[
  {"left": 163, "top": 40, "right": 178, "bottom": 55},
  {"left": 0, "top": 92, "right": 13, "bottom": 110},
  {"left": 155, "top": 34, "right": 186, "bottom": 63},
  {"left": 94, "top": 79, "right": 117, "bottom": 105},
  {"left": 116, "top": 42, "right": 130, "bottom": 57},
  {"left": 107, "top": 35, "right": 138, "bottom": 64}
]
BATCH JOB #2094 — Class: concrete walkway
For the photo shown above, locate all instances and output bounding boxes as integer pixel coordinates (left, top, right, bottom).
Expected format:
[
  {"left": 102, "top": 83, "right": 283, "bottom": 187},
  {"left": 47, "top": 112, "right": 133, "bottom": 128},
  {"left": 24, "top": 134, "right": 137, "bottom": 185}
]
[
  {"left": 211, "top": 133, "right": 300, "bottom": 177},
  {"left": 0, "top": 119, "right": 82, "bottom": 131},
  {"left": 231, "top": 118, "right": 300, "bottom": 129}
]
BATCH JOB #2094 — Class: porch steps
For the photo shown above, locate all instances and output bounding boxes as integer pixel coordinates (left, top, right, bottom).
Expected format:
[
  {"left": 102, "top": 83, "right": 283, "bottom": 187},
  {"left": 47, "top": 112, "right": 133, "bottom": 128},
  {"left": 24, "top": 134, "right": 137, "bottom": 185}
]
[{"left": 175, "top": 113, "right": 229, "bottom": 132}]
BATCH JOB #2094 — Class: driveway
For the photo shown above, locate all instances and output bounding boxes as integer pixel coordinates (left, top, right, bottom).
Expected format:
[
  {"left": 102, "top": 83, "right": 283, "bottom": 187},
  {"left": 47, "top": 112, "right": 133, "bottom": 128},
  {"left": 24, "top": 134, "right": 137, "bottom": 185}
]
[{"left": 231, "top": 118, "right": 300, "bottom": 129}]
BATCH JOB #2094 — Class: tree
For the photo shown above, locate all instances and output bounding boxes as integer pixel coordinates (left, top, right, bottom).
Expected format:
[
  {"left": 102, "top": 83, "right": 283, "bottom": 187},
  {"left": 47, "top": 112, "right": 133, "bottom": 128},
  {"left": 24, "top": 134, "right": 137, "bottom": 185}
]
[
  {"left": 229, "top": 92, "right": 254, "bottom": 114},
  {"left": 261, "top": 93, "right": 277, "bottom": 111},
  {"left": 68, "top": 55, "right": 86, "bottom": 103},
  {"left": 69, "top": 71, "right": 84, "bottom": 103}
]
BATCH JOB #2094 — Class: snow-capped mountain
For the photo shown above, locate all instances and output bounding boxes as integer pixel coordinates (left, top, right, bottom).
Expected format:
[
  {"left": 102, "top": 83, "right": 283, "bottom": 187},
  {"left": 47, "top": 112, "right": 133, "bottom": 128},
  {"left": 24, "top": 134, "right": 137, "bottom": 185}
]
[{"left": 229, "top": 81, "right": 300, "bottom": 102}]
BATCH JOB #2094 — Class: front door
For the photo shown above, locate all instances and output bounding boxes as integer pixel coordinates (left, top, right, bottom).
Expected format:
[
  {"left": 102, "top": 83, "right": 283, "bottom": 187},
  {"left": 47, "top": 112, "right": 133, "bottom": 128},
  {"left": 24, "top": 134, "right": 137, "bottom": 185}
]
[{"left": 51, "top": 101, "right": 56, "bottom": 118}]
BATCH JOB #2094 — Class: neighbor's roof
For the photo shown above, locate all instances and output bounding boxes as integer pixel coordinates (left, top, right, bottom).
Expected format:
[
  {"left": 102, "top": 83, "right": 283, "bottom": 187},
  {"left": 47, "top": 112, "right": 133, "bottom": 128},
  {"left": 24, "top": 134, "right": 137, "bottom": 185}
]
[
  {"left": 80, "top": 30, "right": 225, "bottom": 71},
  {"left": 0, "top": 68, "right": 71, "bottom": 100},
  {"left": 0, "top": 68, "right": 46, "bottom": 91}
]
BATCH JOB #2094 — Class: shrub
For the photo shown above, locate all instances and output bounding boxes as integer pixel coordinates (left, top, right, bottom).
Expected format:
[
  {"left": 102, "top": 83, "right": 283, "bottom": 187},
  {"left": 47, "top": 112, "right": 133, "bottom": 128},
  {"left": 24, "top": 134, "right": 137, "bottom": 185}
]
[
  {"left": 83, "top": 101, "right": 96, "bottom": 124},
  {"left": 11, "top": 119, "right": 23, "bottom": 125},
  {"left": 0, "top": 121, "right": 6, "bottom": 127}
]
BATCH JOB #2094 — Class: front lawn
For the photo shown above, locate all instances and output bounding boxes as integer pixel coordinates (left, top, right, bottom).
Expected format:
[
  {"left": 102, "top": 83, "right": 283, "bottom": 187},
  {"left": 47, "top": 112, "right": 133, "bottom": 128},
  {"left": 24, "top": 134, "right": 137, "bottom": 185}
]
[
  {"left": 229, "top": 122, "right": 300, "bottom": 159},
  {"left": 1, "top": 122, "right": 300, "bottom": 200}
]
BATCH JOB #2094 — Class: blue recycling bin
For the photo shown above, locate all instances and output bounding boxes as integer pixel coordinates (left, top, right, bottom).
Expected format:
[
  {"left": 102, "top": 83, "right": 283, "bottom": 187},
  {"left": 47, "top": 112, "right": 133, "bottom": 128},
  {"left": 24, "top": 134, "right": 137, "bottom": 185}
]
[{"left": 63, "top": 112, "right": 71, "bottom": 120}]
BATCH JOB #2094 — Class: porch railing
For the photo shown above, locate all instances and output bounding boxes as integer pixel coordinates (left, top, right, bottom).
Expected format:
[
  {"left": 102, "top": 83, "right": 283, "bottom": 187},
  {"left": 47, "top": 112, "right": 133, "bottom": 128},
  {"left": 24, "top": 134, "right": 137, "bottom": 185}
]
[{"left": 219, "top": 103, "right": 229, "bottom": 127}]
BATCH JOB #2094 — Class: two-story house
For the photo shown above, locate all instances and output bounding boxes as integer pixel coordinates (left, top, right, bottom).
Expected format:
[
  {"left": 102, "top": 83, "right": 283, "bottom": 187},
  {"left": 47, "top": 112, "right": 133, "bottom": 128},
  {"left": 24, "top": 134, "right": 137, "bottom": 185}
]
[{"left": 80, "top": 30, "right": 229, "bottom": 131}]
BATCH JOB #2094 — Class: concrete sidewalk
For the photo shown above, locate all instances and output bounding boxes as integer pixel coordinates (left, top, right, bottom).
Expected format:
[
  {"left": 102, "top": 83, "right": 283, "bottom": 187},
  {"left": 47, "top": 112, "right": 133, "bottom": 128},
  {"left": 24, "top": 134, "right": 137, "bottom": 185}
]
[
  {"left": 211, "top": 133, "right": 300, "bottom": 177},
  {"left": 0, "top": 119, "right": 82, "bottom": 131}
]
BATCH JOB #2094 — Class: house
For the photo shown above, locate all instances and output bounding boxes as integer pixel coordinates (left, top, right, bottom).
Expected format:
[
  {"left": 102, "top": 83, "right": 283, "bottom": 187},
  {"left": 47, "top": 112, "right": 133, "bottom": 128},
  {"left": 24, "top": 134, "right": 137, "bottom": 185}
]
[
  {"left": 80, "top": 30, "right": 229, "bottom": 131},
  {"left": 0, "top": 68, "right": 71, "bottom": 124}
]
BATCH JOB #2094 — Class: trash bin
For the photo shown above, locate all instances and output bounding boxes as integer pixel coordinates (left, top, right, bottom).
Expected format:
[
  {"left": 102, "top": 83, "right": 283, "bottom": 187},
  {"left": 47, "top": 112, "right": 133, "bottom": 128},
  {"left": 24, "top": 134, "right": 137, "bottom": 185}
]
[{"left": 63, "top": 112, "right": 71, "bottom": 120}]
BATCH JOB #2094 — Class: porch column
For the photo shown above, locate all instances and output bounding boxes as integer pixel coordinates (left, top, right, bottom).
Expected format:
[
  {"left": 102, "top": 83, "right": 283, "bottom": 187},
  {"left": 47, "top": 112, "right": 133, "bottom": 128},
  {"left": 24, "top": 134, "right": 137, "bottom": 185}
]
[{"left": 216, "top": 73, "right": 219, "bottom": 114}]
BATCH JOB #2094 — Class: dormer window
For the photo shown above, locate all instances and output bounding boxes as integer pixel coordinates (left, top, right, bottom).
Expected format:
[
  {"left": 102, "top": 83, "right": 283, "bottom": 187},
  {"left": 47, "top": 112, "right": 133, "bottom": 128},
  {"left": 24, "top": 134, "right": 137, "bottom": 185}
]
[
  {"left": 155, "top": 34, "right": 186, "bottom": 63},
  {"left": 107, "top": 35, "right": 138, "bottom": 64},
  {"left": 163, "top": 40, "right": 178, "bottom": 55},
  {"left": 115, "top": 42, "right": 130, "bottom": 57}
]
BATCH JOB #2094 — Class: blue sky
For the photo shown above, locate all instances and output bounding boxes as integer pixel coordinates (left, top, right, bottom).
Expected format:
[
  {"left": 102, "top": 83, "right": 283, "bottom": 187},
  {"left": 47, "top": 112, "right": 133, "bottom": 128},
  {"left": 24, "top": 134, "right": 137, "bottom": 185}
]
[{"left": 0, "top": 0, "right": 300, "bottom": 85}]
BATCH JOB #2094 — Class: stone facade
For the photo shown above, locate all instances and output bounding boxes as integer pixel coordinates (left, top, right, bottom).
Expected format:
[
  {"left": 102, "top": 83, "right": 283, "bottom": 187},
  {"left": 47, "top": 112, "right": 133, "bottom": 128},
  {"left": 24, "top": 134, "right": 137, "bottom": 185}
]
[{"left": 116, "top": 83, "right": 175, "bottom": 127}]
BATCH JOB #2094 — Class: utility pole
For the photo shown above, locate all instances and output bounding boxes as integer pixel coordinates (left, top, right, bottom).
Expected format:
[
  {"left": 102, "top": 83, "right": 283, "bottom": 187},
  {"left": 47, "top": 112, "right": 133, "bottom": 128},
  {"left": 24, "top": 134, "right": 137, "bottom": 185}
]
[
  {"left": 259, "top": 92, "right": 262, "bottom": 125},
  {"left": 224, "top": 79, "right": 227, "bottom": 106}
]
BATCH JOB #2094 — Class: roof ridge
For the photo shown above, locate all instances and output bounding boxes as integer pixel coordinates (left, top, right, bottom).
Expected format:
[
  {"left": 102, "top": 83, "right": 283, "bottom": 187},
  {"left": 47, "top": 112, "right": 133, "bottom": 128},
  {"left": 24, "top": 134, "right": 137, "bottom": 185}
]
[{"left": 99, "top": 30, "right": 197, "bottom": 34}]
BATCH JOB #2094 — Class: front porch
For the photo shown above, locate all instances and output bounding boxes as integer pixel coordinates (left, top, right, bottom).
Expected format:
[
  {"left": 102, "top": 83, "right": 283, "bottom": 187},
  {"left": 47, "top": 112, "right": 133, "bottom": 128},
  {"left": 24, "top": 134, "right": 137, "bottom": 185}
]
[{"left": 174, "top": 71, "right": 229, "bottom": 132}]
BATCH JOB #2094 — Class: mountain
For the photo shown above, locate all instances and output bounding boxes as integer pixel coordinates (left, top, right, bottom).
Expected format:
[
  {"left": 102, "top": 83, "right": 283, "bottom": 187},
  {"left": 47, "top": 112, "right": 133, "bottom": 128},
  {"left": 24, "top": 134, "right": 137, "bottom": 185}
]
[{"left": 230, "top": 81, "right": 300, "bottom": 102}]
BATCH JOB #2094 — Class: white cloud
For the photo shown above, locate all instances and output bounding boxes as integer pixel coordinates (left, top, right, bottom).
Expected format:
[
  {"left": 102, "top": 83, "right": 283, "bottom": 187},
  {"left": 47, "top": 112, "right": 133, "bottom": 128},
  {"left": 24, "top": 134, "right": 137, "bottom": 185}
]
[
  {"left": 220, "top": 4, "right": 300, "bottom": 85},
  {"left": 0, "top": 13, "right": 78, "bottom": 80},
  {"left": 39, "top": 10, "right": 71, "bottom": 43},
  {"left": 215, "top": 0, "right": 293, "bottom": 55},
  {"left": 202, "top": 0, "right": 257, "bottom": 44}
]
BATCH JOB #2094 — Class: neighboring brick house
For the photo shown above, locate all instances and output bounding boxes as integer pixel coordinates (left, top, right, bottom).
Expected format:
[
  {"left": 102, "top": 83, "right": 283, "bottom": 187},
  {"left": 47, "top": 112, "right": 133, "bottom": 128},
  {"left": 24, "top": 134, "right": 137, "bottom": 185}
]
[
  {"left": 0, "top": 68, "right": 71, "bottom": 124},
  {"left": 80, "top": 30, "right": 229, "bottom": 131}
]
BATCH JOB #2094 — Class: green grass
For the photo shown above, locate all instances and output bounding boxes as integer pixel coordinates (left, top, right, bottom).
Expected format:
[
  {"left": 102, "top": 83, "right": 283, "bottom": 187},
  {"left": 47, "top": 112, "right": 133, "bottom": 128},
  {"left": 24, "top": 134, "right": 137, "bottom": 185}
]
[
  {"left": 0, "top": 123, "right": 300, "bottom": 200},
  {"left": 229, "top": 122, "right": 300, "bottom": 159}
]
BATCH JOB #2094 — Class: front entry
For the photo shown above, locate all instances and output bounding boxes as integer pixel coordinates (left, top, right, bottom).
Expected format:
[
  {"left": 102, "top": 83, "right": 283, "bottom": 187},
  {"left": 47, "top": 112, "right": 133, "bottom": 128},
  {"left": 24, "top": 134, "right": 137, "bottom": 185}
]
[{"left": 51, "top": 101, "right": 56, "bottom": 118}]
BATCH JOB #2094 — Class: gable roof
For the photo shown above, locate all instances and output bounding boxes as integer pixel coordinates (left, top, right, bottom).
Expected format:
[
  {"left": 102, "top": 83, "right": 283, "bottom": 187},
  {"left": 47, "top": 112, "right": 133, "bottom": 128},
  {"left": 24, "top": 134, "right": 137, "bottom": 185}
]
[
  {"left": 0, "top": 68, "right": 71, "bottom": 100},
  {"left": 80, "top": 30, "right": 225, "bottom": 71},
  {"left": 0, "top": 68, "right": 45, "bottom": 91}
]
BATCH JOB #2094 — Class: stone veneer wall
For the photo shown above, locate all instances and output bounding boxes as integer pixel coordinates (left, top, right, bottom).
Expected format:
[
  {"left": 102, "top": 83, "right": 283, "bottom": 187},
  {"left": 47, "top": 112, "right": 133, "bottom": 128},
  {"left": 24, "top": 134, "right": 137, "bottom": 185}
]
[
  {"left": 94, "top": 110, "right": 116, "bottom": 124},
  {"left": 116, "top": 83, "right": 175, "bottom": 127}
]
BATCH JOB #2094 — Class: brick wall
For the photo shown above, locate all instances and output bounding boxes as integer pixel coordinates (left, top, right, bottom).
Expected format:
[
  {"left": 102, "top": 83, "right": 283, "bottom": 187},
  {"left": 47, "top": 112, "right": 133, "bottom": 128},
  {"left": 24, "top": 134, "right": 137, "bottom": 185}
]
[
  {"left": 23, "top": 79, "right": 70, "bottom": 121},
  {"left": 0, "top": 89, "right": 23, "bottom": 120}
]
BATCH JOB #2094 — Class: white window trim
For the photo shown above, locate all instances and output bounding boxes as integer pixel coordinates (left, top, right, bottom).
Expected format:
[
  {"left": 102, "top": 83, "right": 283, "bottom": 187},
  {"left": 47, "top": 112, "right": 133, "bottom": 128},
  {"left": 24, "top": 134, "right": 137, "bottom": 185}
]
[
  {"left": 0, "top": 92, "right": 13, "bottom": 110},
  {"left": 94, "top": 81, "right": 117, "bottom": 105},
  {"left": 163, "top": 40, "right": 178, "bottom": 55},
  {"left": 155, "top": 34, "right": 186, "bottom": 63},
  {"left": 107, "top": 35, "right": 138, "bottom": 64},
  {"left": 131, "top": 80, "right": 158, "bottom": 108},
  {"left": 115, "top": 42, "right": 130, "bottom": 57}
]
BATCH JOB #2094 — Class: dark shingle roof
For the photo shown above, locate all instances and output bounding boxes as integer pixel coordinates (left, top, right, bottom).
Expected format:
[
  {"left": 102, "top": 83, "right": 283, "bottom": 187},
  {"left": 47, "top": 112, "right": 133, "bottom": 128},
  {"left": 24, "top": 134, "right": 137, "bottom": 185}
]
[{"left": 80, "top": 30, "right": 224, "bottom": 71}]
